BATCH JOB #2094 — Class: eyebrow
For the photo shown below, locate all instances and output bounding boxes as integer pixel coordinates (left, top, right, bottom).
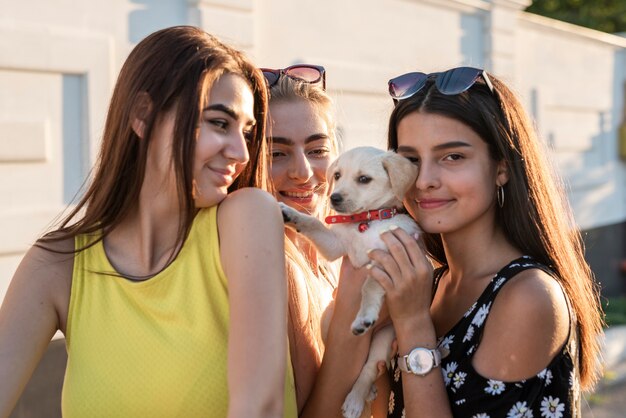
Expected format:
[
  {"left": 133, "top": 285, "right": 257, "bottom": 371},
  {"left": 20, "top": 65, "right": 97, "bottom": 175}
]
[
  {"left": 270, "top": 133, "right": 330, "bottom": 146},
  {"left": 204, "top": 104, "right": 256, "bottom": 125},
  {"left": 397, "top": 140, "right": 472, "bottom": 153}
]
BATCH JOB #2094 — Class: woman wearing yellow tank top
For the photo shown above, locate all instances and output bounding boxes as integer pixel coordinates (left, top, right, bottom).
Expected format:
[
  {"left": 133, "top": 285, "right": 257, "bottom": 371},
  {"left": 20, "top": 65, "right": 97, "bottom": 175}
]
[{"left": 0, "top": 26, "right": 295, "bottom": 418}]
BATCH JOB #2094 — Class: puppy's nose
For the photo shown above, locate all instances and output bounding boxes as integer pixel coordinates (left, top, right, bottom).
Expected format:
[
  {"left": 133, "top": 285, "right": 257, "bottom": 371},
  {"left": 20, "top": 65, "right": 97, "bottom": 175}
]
[{"left": 330, "top": 193, "right": 343, "bottom": 205}]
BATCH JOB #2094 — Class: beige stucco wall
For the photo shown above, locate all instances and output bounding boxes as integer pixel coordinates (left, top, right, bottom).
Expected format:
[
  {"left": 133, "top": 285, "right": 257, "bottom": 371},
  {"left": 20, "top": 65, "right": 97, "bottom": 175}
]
[{"left": 1, "top": 0, "right": 625, "bottom": 310}]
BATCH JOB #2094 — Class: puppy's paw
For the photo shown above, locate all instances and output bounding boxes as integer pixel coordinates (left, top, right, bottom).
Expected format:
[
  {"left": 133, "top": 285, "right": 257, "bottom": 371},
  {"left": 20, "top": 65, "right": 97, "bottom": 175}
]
[
  {"left": 350, "top": 315, "right": 376, "bottom": 336},
  {"left": 365, "top": 383, "right": 378, "bottom": 402},
  {"left": 278, "top": 202, "right": 302, "bottom": 230},
  {"left": 341, "top": 389, "right": 366, "bottom": 418}
]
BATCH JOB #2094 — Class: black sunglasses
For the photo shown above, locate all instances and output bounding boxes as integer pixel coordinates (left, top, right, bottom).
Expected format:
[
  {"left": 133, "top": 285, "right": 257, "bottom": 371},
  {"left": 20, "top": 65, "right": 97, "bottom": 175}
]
[
  {"left": 388, "top": 67, "right": 494, "bottom": 102},
  {"left": 261, "top": 64, "right": 326, "bottom": 90}
]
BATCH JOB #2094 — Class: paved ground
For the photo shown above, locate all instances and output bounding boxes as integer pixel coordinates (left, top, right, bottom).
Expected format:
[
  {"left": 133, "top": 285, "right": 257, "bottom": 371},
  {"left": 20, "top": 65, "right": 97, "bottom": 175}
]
[
  {"left": 582, "top": 382, "right": 626, "bottom": 417},
  {"left": 581, "top": 326, "right": 626, "bottom": 418}
]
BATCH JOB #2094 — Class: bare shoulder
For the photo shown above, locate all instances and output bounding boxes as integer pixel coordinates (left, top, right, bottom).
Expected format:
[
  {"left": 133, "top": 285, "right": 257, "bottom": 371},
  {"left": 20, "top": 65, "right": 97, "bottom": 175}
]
[
  {"left": 495, "top": 267, "right": 568, "bottom": 321},
  {"left": 18, "top": 237, "right": 75, "bottom": 288},
  {"left": 4, "top": 236, "right": 75, "bottom": 331},
  {"left": 217, "top": 188, "right": 282, "bottom": 241},
  {"left": 473, "top": 267, "right": 570, "bottom": 381},
  {"left": 217, "top": 188, "right": 285, "bottom": 280},
  {"left": 218, "top": 187, "right": 280, "bottom": 221}
]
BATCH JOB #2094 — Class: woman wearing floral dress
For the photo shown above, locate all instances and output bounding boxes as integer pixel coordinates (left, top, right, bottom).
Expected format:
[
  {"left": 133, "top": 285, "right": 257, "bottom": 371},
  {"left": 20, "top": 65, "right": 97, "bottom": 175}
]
[{"left": 367, "top": 67, "right": 603, "bottom": 418}]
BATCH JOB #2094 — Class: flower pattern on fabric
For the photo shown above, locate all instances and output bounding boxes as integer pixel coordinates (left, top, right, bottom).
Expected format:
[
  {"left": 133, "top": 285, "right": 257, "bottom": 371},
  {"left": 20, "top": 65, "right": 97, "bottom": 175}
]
[
  {"left": 452, "top": 371, "right": 467, "bottom": 390},
  {"left": 538, "top": 368, "right": 553, "bottom": 386},
  {"left": 464, "top": 302, "right": 477, "bottom": 317},
  {"left": 471, "top": 302, "right": 491, "bottom": 327},
  {"left": 485, "top": 379, "right": 506, "bottom": 395},
  {"left": 442, "top": 362, "right": 458, "bottom": 386},
  {"left": 440, "top": 335, "right": 454, "bottom": 351},
  {"left": 493, "top": 276, "right": 506, "bottom": 290},
  {"left": 386, "top": 256, "right": 580, "bottom": 418},
  {"left": 388, "top": 390, "right": 395, "bottom": 414},
  {"left": 393, "top": 365, "right": 401, "bottom": 382},
  {"left": 540, "top": 396, "right": 565, "bottom": 418},
  {"left": 507, "top": 401, "right": 534, "bottom": 418}
]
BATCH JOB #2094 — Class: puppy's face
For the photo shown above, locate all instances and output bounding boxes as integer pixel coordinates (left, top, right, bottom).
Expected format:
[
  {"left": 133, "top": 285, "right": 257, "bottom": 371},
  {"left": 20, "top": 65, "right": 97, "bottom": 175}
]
[{"left": 327, "top": 147, "right": 416, "bottom": 214}]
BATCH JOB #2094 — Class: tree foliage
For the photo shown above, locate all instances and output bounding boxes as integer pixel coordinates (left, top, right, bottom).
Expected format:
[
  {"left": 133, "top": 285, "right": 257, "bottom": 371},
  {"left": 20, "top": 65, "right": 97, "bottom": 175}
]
[{"left": 526, "top": 0, "right": 626, "bottom": 34}]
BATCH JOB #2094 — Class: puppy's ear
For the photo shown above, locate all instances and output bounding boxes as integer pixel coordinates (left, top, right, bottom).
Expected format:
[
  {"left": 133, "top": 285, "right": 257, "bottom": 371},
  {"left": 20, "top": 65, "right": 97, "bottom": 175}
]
[
  {"left": 325, "top": 157, "right": 339, "bottom": 194},
  {"left": 382, "top": 151, "right": 418, "bottom": 201}
]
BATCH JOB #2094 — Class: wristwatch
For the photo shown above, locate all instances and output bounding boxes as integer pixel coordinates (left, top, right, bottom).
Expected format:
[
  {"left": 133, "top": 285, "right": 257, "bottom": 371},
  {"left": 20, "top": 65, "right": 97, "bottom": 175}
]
[{"left": 398, "top": 347, "right": 442, "bottom": 376}]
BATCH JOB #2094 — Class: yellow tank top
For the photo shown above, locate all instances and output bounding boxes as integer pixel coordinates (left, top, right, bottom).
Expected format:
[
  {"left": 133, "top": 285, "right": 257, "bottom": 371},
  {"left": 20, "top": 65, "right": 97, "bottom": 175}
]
[{"left": 62, "top": 206, "right": 297, "bottom": 417}]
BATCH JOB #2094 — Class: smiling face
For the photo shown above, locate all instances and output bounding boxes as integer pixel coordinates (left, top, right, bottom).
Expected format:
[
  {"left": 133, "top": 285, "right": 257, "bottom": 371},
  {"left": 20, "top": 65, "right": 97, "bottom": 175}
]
[
  {"left": 396, "top": 111, "right": 508, "bottom": 236},
  {"left": 192, "top": 73, "right": 256, "bottom": 207},
  {"left": 268, "top": 99, "right": 335, "bottom": 217}
]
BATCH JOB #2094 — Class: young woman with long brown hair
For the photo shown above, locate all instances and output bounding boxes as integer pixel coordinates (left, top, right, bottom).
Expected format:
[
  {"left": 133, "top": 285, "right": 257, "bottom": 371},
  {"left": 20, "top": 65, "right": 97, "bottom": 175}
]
[
  {"left": 263, "top": 68, "right": 381, "bottom": 418},
  {"left": 0, "top": 26, "right": 295, "bottom": 418},
  {"left": 368, "top": 67, "right": 603, "bottom": 417}
]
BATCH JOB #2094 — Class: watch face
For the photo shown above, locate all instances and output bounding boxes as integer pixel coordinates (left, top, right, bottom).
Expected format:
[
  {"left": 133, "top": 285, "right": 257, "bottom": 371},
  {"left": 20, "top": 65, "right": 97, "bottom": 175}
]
[{"left": 407, "top": 348, "right": 433, "bottom": 375}]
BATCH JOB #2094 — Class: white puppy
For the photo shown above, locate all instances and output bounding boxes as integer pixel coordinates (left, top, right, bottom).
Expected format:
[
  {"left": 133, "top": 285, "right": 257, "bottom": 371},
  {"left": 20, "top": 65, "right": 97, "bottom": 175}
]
[{"left": 279, "top": 146, "right": 420, "bottom": 418}]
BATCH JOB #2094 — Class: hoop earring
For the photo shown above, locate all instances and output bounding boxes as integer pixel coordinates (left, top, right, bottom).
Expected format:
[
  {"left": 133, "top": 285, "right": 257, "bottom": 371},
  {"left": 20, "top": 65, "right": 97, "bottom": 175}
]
[{"left": 497, "top": 185, "right": 505, "bottom": 208}]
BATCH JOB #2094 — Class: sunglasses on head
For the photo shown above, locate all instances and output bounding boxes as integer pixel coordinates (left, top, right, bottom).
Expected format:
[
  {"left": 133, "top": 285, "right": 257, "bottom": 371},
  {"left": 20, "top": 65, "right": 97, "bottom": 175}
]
[
  {"left": 388, "top": 66, "right": 494, "bottom": 102},
  {"left": 261, "top": 64, "right": 326, "bottom": 90}
]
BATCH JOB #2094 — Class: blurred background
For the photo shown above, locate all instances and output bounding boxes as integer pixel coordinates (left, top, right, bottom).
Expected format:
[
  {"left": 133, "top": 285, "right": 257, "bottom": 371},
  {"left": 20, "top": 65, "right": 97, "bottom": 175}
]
[{"left": 1, "top": 0, "right": 626, "bottom": 416}]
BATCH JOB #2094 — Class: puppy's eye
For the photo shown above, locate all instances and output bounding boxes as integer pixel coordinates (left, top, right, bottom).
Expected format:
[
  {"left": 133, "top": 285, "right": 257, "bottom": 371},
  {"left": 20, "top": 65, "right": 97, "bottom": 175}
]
[
  {"left": 333, "top": 172, "right": 341, "bottom": 180},
  {"left": 357, "top": 175, "right": 371, "bottom": 184}
]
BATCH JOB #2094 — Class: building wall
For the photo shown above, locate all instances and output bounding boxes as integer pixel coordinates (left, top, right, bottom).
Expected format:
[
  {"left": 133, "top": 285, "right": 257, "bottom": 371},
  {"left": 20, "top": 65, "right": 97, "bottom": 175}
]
[
  {"left": 1, "top": 0, "right": 626, "bottom": 412},
  {"left": 2, "top": 0, "right": 626, "bottom": 303}
]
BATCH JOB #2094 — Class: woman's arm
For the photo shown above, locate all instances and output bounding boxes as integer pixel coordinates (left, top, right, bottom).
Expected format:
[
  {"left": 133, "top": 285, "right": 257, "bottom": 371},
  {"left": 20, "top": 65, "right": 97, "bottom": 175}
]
[
  {"left": 368, "top": 227, "right": 453, "bottom": 418},
  {"left": 0, "top": 240, "right": 71, "bottom": 417},
  {"left": 300, "top": 260, "right": 376, "bottom": 418},
  {"left": 219, "top": 188, "right": 289, "bottom": 418}
]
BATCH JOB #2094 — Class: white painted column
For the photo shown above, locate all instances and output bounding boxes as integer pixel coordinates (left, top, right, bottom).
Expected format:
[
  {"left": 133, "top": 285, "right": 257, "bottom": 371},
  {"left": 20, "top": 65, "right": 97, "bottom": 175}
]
[
  {"left": 484, "top": 0, "right": 530, "bottom": 80},
  {"left": 187, "top": 0, "right": 255, "bottom": 54}
]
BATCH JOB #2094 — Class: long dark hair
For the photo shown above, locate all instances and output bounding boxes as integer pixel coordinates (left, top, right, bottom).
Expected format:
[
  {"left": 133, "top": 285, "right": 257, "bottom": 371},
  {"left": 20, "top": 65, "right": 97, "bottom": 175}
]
[
  {"left": 39, "top": 26, "right": 269, "bottom": 252},
  {"left": 388, "top": 74, "right": 603, "bottom": 389}
]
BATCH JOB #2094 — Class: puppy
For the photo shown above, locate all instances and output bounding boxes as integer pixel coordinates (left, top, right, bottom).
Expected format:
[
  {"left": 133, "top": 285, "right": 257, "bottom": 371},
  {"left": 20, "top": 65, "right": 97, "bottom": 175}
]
[{"left": 279, "top": 146, "right": 420, "bottom": 418}]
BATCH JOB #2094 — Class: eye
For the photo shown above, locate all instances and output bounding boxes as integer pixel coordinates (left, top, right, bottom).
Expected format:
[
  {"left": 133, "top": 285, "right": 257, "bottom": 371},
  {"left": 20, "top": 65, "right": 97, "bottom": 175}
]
[
  {"left": 271, "top": 149, "right": 286, "bottom": 158},
  {"left": 400, "top": 154, "right": 419, "bottom": 165},
  {"left": 333, "top": 172, "right": 341, "bottom": 180},
  {"left": 308, "top": 148, "right": 331, "bottom": 158},
  {"left": 444, "top": 153, "right": 464, "bottom": 162},
  {"left": 208, "top": 119, "right": 227, "bottom": 130},
  {"left": 357, "top": 175, "right": 372, "bottom": 184},
  {"left": 243, "top": 129, "right": 254, "bottom": 144}
]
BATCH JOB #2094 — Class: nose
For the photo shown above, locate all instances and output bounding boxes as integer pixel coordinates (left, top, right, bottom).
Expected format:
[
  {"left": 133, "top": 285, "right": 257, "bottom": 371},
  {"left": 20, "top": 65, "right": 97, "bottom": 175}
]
[
  {"left": 414, "top": 161, "right": 439, "bottom": 190},
  {"left": 330, "top": 193, "right": 343, "bottom": 205},
  {"left": 225, "top": 131, "right": 250, "bottom": 165},
  {"left": 288, "top": 151, "right": 313, "bottom": 181}
]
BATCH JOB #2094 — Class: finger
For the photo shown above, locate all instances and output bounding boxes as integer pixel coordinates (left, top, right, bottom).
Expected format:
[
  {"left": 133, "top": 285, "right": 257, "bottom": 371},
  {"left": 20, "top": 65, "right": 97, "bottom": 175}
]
[
  {"left": 366, "top": 263, "right": 395, "bottom": 293},
  {"left": 379, "top": 229, "right": 414, "bottom": 274},
  {"left": 376, "top": 361, "right": 387, "bottom": 378},
  {"left": 367, "top": 247, "right": 403, "bottom": 285},
  {"left": 389, "top": 227, "right": 430, "bottom": 272}
]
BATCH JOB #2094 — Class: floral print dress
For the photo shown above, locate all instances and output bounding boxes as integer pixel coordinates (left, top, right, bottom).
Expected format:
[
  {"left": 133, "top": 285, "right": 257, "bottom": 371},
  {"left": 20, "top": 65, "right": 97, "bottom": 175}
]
[{"left": 386, "top": 256, "right": 581, "bottom": 418}]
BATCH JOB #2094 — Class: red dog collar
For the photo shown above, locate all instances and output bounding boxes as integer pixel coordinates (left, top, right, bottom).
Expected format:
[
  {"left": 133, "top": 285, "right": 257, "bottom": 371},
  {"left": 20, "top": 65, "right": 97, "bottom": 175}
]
[{"left": 325, "top": 208, "right": 399, "bottom": 232}]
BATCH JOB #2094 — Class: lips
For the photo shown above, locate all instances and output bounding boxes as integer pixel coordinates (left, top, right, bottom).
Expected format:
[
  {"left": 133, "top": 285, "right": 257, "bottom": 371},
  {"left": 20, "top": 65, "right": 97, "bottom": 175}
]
[
  {"left": 416, "top": 198, "right": 451, "bottom": 210},
  {"left": 208, "top": 166, "right": 236, "bottom": 186}
]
